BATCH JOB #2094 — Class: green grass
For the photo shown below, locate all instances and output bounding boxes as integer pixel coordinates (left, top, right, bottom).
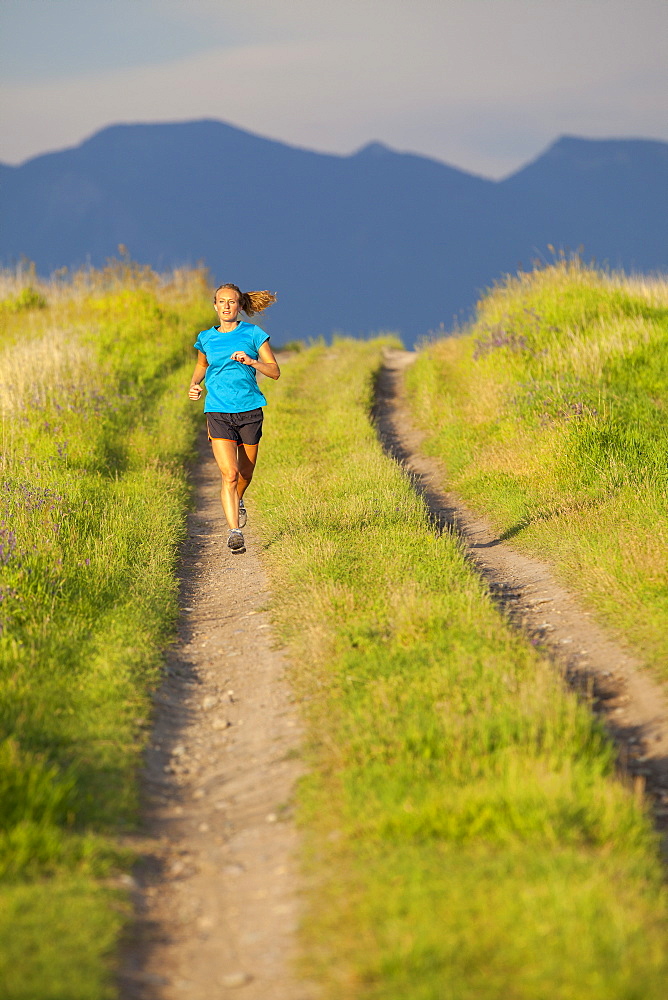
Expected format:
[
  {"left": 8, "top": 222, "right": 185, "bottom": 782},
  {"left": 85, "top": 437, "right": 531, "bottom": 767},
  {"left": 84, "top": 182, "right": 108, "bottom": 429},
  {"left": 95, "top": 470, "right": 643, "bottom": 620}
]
[
  {"left": 405, "top": 261, "right": 668, "bottom": 677},
  {"left": 0, "top": 263, "right": 211, "bottom": 998},
  {"left": 0, "top": 879, "right": 126, "bottom": 1000},
  {"left": 253, "top": 337, "right": 668, "bottom": 999},
  {"left": 4, "top": 260, "right": 668, "bottom": 997}
]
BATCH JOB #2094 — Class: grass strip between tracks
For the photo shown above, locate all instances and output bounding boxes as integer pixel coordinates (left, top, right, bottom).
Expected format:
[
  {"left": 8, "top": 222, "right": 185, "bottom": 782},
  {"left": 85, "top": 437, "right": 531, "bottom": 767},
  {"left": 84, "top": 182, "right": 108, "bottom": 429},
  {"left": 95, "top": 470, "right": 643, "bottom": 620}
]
[
  {"left": 0, "top": 265, "right": 210, "bottom": 1000},
  {"left": 254, "top": 339, "right": 668, "bottom": 1000},
  {"left": 405, "top": 260, "right": 668, "bottom": 679}
]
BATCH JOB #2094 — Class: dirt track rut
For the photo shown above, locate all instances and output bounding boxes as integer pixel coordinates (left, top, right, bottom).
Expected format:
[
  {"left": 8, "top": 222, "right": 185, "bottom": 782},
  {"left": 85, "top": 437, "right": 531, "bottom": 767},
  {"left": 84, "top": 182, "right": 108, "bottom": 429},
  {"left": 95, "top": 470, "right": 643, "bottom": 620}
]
[
  {"left": 120, "top": 435, "right": 312, "bottom": 999},
  {"left": 375, "top": 349, "right": 668, "bottom": 847}
]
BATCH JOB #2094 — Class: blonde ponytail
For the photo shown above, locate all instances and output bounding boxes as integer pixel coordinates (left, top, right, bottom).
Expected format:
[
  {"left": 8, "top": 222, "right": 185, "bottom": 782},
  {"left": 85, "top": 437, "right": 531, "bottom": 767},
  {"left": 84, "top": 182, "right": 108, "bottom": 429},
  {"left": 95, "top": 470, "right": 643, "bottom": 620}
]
[
  {"left": 241, "top": 289, "right": 277, "bottom": 316},
  {"left": 213, "top": 283, "right": 277, "bottom": 317}
]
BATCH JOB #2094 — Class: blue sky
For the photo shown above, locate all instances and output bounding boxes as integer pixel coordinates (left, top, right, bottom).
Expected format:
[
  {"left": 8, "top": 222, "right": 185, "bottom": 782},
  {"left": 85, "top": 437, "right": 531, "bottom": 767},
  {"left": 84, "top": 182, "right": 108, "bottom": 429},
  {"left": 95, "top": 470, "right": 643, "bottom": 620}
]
[{"left": 1, "top": 0, "right": 666, "bottom": 177}]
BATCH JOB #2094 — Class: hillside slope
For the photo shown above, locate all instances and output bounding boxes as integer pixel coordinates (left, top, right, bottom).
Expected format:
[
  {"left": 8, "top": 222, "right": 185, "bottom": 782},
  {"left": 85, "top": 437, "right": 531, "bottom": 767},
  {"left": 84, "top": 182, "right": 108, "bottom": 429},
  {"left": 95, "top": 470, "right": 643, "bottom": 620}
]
[
  {"left": 1, "top": 122, "right": 666, "bottom": 344},
  {"left": 405, "top": 261, "right": 668, "bottom": 674}
]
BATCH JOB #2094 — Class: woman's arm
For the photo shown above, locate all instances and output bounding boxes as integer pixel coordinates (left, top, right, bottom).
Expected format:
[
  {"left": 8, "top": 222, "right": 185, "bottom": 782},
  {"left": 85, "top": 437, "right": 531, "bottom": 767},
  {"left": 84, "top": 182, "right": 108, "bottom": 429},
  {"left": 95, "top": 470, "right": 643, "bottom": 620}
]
[
  {"left": 188, "top": 351, "right": 208, "bottom": 399},
  {"left": 231, "top": 340, "right": 281, "bottom": 381}
]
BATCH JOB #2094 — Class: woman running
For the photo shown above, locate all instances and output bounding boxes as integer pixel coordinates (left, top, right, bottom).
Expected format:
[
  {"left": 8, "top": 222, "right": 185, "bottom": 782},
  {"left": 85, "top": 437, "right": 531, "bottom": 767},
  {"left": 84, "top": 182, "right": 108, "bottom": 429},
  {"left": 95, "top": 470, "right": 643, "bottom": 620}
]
[{"left": 188, "top": 283, "right": 280, "bottom": 554}]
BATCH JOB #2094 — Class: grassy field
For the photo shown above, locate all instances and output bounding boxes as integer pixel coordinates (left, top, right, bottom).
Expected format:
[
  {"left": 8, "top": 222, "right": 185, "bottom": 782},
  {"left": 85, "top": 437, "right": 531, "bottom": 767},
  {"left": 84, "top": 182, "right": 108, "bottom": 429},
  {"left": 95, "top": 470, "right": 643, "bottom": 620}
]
[
  {"left": 0, "top": 261, "right": 210, "bottom": 999},
  {"left": 404, "top": 260, "right": 668, "bottom": 677},
  {"left": 3, "top": 260, "right": 668, "bottom": 998},
  {"left": 253, "top": 338, "right": 668, "bottom": 999}
]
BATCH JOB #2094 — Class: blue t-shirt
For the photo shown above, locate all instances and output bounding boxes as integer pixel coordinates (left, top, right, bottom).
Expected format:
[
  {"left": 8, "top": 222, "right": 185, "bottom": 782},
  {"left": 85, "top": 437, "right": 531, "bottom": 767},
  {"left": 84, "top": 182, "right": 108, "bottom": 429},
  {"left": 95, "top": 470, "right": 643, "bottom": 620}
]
[{"left": 194, "top": 323, "right": 270, "bottom": 413}]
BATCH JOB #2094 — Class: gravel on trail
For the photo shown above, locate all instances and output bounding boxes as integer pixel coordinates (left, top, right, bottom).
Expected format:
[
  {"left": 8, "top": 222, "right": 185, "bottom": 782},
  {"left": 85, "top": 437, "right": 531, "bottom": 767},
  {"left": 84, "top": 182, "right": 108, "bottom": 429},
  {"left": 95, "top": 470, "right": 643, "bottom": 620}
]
[
  {"left": 119, "top": 435, "right": 315, "bottom": 1000},
  {"left": 375, "top": 349, "right": 668, "bottom": 850}
]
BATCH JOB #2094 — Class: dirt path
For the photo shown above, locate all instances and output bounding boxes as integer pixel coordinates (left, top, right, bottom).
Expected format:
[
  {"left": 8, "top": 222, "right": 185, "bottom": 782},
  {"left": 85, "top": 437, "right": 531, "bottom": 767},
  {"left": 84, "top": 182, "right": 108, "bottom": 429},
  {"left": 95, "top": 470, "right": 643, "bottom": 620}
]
[
  {"left": 119, "top": 435, "right": 314, "bottom": 999},
  {"left": 375, "top": 349, "right": 668, "bottom": 846}
]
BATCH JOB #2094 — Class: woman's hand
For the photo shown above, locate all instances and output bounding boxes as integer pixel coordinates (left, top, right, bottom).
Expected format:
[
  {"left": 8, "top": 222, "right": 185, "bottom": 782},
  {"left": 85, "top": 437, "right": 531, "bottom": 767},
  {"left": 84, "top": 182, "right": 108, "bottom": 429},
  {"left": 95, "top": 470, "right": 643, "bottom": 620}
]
[
  {"left": 189, "top": 354, "right": 207, "bottom": 398},
  {"left": 231, "top": 351, "right": 255, "bottom": 366}
]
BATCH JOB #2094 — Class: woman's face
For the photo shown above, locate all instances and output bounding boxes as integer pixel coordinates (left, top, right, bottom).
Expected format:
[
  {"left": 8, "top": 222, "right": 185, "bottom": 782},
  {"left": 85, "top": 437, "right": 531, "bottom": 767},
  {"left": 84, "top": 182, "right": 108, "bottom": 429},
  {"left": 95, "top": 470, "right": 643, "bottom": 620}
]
[{"left": 214, "top": 288, "right": 241, "bottom": 326}]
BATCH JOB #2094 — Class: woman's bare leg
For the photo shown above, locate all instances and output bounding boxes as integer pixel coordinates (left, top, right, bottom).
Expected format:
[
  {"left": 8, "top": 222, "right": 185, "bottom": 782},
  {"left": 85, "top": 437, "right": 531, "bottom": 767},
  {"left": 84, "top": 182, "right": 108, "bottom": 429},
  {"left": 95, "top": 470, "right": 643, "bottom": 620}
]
[
  {"left": 237, "top": 443, "right": 259, "bottom": 500},
  {"left": 210, "top": 439, "right": 243, "bottom": 528}
]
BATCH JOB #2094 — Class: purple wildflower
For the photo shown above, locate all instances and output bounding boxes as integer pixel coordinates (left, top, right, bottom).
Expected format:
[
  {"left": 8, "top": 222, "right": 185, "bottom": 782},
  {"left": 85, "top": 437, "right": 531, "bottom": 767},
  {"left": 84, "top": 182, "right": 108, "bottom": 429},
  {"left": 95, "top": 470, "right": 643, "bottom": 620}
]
[{"left": 0, "top": 524, "right": 17, "bottom": 565}]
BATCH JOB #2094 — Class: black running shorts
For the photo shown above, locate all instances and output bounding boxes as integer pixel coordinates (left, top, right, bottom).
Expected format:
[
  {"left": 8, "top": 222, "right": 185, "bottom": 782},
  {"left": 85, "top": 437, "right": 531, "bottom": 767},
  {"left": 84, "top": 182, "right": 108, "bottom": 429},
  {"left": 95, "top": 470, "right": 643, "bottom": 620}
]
[{"left": 206, "top": 408, "right": 264, "bottom": 446}]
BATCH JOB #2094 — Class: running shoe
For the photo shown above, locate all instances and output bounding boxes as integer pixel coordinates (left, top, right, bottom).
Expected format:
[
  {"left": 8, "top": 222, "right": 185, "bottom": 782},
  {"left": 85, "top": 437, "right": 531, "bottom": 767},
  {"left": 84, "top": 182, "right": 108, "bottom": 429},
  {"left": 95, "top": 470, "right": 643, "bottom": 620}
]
[
  {"left": 227, "top": 529, "right": 246, "bottom": 554},
  {"left": 238, "top": 497, "right": 247, "bottom": 528}
]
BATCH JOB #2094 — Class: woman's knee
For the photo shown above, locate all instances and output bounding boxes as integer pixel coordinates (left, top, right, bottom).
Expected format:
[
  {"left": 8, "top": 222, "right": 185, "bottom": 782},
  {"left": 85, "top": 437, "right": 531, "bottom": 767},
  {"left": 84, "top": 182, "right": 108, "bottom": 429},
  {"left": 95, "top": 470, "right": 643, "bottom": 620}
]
[{"left": 221, "top": 468, "right": 239, "bottom": 488}]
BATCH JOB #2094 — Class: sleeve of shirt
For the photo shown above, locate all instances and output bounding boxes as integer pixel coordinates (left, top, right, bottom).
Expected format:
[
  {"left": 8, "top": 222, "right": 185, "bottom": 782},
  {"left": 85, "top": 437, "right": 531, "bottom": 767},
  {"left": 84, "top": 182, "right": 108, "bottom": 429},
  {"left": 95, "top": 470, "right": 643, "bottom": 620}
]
[
  {"left": 252, "top": 325, "right": 270, "bottom": 353},
  {"left": 194, "top": 331, "right": 206, "bottom": 354}
]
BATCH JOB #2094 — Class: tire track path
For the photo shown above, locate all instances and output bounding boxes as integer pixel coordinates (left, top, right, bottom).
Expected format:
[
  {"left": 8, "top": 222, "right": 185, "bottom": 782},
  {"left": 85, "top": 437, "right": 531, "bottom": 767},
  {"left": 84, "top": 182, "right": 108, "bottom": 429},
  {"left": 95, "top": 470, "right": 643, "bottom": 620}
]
[
  {"left": 120, "top": 433, "right": 313, "bottom": 999},
  {"left": 375, "top": 349, "right": 668, "bottom": 846}
]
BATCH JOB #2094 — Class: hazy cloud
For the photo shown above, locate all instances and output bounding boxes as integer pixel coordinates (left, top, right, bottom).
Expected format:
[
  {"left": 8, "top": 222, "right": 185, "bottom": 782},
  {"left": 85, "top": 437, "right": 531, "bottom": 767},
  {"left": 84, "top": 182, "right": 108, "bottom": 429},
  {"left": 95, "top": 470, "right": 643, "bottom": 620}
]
[{"left": 1, "top": 0, "right": 666, "bottom": 176}]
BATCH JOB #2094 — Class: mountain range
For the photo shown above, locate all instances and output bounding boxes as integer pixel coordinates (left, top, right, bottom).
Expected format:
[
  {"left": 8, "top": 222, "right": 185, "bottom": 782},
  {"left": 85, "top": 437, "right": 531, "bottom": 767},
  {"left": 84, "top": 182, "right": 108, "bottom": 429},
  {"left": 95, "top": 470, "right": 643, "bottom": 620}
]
[{"left": 1, "top": 120, "right": 666, "bottom": 345}]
